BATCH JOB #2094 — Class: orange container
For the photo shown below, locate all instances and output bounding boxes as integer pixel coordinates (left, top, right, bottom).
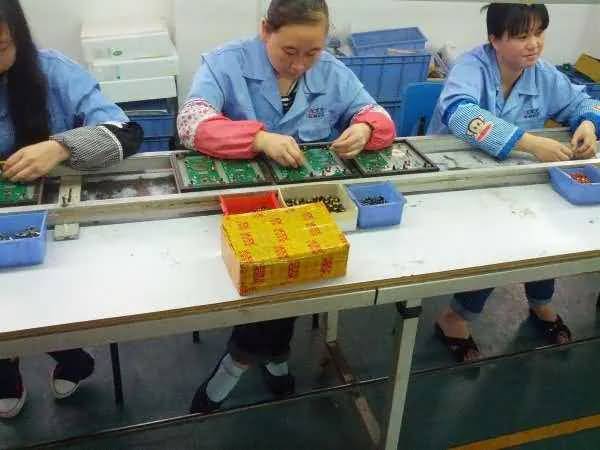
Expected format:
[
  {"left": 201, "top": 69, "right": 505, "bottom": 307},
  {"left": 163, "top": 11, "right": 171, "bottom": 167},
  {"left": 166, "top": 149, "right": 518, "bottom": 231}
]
[{"left": 220, "top": 192, "right": 281, "bottom": 216}]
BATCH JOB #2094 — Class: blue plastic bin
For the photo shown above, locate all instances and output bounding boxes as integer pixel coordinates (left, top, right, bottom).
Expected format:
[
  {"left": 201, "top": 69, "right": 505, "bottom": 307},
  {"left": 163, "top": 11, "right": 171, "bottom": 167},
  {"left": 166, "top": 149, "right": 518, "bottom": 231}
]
[
  {"left": 338, "top": 53, "right": 431, "bottom": 103},
  {"left": 0, "top": 211, "right": 48, "bottom": 268},
  {"left": 346, "top": 182, "right": 406, "bottom": 228},
  {"left": 139, "top": 137, "right": 172, "bottom": 152},
  {"left": 350, "top": 27, "right": 427, "bottom": 56},
  {"left": 548, "top": 165, "right": 600, "bottom": 205},
  {"left": 119, "top": 98, "right": 177, "bottom": 138},
  {"left": 556, "top": 65, "right": 600, "bottom": 100},
  {"left": 380, "top": 101, "right": 403, "bottom": 135}
]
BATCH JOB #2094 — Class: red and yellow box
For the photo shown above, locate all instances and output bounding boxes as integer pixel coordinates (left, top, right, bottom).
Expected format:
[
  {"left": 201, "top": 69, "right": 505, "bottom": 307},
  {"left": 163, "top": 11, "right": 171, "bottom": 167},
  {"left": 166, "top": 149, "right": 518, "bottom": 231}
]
[{"left": 221, "top": 203, "right": 350, "bottom": 295}]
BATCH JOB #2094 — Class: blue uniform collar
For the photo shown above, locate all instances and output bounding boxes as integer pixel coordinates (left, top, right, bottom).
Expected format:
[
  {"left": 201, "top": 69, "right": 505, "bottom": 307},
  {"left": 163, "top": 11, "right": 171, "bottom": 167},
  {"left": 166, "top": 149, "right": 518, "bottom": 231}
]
[
  {"left": 241, "top": 37, "right": 326, "bottom": 95},
  {"left": 485, "top": 44, "right": 538, "bottom": 96}
]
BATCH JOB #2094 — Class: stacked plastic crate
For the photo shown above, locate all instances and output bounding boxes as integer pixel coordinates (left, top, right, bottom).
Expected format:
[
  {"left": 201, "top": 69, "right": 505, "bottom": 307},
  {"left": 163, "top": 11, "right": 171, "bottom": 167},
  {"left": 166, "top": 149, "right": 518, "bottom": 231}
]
[
  {"left": 81, "top": 22, "right": 179, "bottom": 152},
  {"left": 337, "top": 27, "right": 432, "bottom": 136},
  {"left": 556, "top": 64, "right": 600, "bottom": 101}
]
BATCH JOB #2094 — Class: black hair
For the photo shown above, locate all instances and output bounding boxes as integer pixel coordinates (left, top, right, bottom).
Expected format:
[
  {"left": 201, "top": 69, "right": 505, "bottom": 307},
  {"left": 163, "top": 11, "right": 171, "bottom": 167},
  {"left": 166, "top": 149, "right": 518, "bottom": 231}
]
[
  {"left": 265, "top": 0, "right": 329, "bottom": 32},
  {"left": 483, "top": 3, "right": 549, "bottom": 39},
  {"left": 0, "top": 0, "right": 49, "bottom": 149}
]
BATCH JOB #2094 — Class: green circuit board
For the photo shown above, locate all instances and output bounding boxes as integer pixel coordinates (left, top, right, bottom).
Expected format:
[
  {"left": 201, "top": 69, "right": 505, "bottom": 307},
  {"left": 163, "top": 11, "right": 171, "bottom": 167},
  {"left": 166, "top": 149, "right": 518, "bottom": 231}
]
[
  {"left": 184, "top": 155, "right": 223, "bottom": 186},
  {"left": 269, "top": 146, "right": 352, "bottom": 183},
  {"left": 353, "top": 142, "right": 438, "bottom": 177},
  {"left": 0, "top": 180, "right": 37, "bottom": 206},
  {"left": 220, "top": 160, "right": 264, "bottom": 184},
  {"left": 173, "top": 153, "right": 268, "bottom": 192}
]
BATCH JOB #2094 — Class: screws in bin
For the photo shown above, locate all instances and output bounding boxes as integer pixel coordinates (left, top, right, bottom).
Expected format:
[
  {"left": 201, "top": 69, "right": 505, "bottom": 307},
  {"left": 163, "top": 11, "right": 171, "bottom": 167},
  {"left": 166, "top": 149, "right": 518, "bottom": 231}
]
[
  {"left": 0, "top": 226, "right": 40, "bottom": 240},
  {"left": 285, "top": 195, "right": 345, "bottom": 213},
  {"left": 360, "top": 196, "right": 387, "bottom": 206}
]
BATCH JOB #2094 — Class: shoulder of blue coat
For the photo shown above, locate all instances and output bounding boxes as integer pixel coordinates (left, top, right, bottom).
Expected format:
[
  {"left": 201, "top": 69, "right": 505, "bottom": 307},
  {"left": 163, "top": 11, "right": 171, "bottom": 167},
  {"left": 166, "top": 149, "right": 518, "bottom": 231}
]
[
  {"left": 38, "top": 49, "right": 93, "bottom": 87},
  {"left": 202, "top": 39, "right": 247, "bottom": 64},
  {"left": 38, "top": 49, "right": 85, "bottom": 73},
  {"left": 453, "top": 45, "right": 490, "bottom": 68},
  {"left": 535, "top": 57, "right": 560, "bottom": 76},
  {"left": 312, "top": 50, "right": 356, "bottom": 82}
]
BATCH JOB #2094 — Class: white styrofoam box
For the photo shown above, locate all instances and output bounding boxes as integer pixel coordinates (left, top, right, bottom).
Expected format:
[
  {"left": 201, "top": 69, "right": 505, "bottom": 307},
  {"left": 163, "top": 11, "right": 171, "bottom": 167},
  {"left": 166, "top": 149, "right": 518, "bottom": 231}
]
[
  {"left": 99, "top": 76, "right": 177, "bottom": 103},
  {"left": 90, "top": 54, "right": 179, "bottom": 82},
  {"left": 81, "top": 21, "right": 174, "bottom": 62}
]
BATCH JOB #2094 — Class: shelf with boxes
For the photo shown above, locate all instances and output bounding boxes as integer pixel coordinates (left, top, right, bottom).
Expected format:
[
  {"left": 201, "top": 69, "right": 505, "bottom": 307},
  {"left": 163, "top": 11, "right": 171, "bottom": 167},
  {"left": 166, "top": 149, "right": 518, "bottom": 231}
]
[{"left": 82, "top": 20, "right": 179, "bottom": 152}]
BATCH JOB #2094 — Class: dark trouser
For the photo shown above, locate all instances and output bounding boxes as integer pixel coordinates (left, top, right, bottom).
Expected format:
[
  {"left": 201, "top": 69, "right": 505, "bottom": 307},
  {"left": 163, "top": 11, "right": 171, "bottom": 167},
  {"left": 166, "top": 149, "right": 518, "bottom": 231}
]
[
  {"left": 0, "top": 349, "right": 92, "bottom": 378},
  {"left": 228, "top": 318, "right": 297, "bottom": 365},
  {"left": 451, "top": 279, "right": 555, "bottom": 321}
]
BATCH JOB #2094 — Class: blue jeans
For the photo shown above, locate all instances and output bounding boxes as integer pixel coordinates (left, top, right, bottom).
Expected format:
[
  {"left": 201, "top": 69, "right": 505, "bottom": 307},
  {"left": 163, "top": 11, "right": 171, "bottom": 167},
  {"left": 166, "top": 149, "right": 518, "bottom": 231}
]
[{"left": 451, "top": 279, "right": 555, "bottom": 321}]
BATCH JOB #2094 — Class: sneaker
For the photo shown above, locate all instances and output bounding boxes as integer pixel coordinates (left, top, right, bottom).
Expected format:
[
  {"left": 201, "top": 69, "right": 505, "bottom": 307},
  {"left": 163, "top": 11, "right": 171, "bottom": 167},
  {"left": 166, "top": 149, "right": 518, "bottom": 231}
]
[
  {"left": 51, "top": 350, "right": 95, "bottom": 399},
  {"left": 261, "top": 365, "right": 295, "bottom": 397},
  {"left": 190, "top": 380, "right": 223, "bottom": 415},
  {"left": 0, "top": 359, "right": 27, "bottom": 419}
]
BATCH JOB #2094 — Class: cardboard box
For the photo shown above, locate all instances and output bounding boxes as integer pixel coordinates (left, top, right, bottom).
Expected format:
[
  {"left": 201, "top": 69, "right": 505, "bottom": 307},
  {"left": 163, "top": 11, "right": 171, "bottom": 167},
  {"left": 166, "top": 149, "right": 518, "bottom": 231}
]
[
  {"left": 575, "top": 54, "right": 600, "bottom": 83},
  {"left": 221, "top": 203, "right": 350, "bottom": 295}
]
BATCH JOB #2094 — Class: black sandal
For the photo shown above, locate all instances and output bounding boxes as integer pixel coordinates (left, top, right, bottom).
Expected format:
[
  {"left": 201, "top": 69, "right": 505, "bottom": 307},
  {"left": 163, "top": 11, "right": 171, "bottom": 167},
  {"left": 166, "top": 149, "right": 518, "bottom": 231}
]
[
  {"left": 528, "top": 310, "right": 572, "bottom": 344},
  {"left": 435, "top": 323, "right": 480, "bottom": 363}
]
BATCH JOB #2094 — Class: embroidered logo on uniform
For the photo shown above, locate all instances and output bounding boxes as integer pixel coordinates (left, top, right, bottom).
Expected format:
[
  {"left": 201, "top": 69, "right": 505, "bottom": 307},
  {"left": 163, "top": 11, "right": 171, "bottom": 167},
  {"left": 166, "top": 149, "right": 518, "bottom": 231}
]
[
  {"left": 307, "top": 107, "right": 325, "bottom": 119},
  {"left": 523, "top": 108, "right": 540, "bottom": 119},
  {"left": 466, "top": 116, "right": 494, "bottom": 142}
]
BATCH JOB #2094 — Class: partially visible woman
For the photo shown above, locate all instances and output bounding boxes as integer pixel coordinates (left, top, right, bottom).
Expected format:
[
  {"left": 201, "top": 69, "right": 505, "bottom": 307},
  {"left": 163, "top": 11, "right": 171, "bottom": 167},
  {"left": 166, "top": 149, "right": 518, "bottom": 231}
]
[{"left": 0, "top": 0, "right": 142, "bottom": 419}]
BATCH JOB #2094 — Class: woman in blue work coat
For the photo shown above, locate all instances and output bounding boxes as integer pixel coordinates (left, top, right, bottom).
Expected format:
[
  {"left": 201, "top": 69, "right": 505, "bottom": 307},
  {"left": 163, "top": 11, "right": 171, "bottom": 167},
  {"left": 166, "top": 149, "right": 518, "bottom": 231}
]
[
  {"left": 429, "top": 3, "right": 600, "bottom": 362},
  {"left": 0, "top": 0, "right": 142, "bottom": 418},
  {"left": 179, "top": 0, "right": 395, "bottom": 414}
]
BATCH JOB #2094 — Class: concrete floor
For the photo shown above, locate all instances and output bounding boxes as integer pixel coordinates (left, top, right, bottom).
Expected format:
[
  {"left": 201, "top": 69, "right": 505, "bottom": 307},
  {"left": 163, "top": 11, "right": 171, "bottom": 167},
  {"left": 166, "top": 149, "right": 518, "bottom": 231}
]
[{"left": 1, "top": 273, "right": 599, "bottom": 450}]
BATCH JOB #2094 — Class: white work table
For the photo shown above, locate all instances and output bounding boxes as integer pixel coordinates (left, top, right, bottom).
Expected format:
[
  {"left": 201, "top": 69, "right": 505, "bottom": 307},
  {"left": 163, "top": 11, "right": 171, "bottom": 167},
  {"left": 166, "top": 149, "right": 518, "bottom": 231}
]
[
  {"left": 2, "top": 183, "right": 599, "bottom": 337},
  {"left": 2, "top": 182, "right": 600, "bottom": 450}
]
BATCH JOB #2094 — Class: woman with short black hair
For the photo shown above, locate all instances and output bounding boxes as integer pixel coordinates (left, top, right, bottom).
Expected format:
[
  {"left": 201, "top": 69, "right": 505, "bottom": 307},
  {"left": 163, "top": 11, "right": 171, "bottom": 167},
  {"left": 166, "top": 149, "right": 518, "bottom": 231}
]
[{"left": 429, "top": 3, "right": 600, "bottom": 362}]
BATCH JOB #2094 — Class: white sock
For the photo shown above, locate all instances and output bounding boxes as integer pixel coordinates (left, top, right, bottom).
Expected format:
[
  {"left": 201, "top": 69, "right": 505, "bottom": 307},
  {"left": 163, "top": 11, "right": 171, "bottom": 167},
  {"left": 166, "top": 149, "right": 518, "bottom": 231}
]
[
  {"left": 205, "top": 354, "right": 247, "bottom": 403},
  {"left": 265, "top": 361, "right": 289, "bottom": 377}
]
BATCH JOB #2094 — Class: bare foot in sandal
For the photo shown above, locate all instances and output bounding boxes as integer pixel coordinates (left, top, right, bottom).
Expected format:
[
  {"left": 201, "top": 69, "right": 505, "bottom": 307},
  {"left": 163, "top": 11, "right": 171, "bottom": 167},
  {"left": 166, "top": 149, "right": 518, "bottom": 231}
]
[{"left": 436, "top": 308, "right": 481, "bottom": 362}]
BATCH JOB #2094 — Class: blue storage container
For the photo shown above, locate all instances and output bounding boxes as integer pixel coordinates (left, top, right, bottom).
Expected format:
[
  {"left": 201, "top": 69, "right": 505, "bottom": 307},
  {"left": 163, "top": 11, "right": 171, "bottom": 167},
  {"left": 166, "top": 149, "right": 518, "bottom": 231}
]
[
  {"left": 350, "top": 27, "right": 427, "bottom": 56},
  {"left": 346, "top": 182, "right": 406, "bottom": 228},
  {"left": 119, "top": 98, "right": 177, "bottom": 138},
  {"left": 338, "top": 53, "right": 431, "bottom": 103},
  {"left": 556, "top": 65, "right": 600, "bottom": 100},
  {"left": 548, "top": 165, "right": 600, "bottom": 205},
  {"left": 0, "top": 211, "right": 48, "bottom": 268},
  {"left": 138, "top": 137, "right": 172, "bottom": 152},
  {"left": 380, "top": 101, "right": 403, "bottom": 135}
]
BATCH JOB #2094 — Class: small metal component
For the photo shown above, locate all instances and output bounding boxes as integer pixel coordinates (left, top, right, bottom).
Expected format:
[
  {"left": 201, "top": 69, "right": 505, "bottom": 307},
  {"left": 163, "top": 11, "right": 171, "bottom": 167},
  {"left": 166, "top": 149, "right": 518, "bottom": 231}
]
[{"left": 360, "top": 195, "right": 387, "bottom": 206}]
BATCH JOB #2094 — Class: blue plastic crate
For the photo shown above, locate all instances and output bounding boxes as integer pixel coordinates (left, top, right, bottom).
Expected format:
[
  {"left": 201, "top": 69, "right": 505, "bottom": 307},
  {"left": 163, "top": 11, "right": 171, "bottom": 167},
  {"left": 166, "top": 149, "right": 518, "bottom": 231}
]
[
  {"left": 556, "top": 65, "right": 600, "bottom": 100},
  {"left": 346, "top": 182, "right": 406, "bottom": 228},
  {"left": 548, "top": 165, "right": 600, "bottom": 205},
  {"left": 139, "top": 137, "right": 172, "bottom": 152},
  {"left": 350, "top": 27, "right": 427, "bottom": 56},
  {"left": 0, "top": 211, "right": 47, "bottom": 268},
  {"left": 338, "top": 53, "right": 431, "bottom": 103},
  {"left": 119, "top": 98, "right": 177, "bottom": 138},
  {"left": 380, "top": 101, "right": 403, "bottom": 135}
]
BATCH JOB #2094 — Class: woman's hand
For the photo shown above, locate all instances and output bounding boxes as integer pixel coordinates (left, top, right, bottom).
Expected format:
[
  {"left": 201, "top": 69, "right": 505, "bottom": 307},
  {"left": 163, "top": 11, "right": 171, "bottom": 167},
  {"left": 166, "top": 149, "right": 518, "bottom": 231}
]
[
  {"left": 2, "top": 140, "right": 70, "bottom": 182},
  {"left": 571, "top": 120, "right": 598, "bottom": 160},
  {"left": 253, "top": 131, "right": 305, "bottom": 168},
  {"left": 331, "top": 123, "right": 372, "bottom": 159}
]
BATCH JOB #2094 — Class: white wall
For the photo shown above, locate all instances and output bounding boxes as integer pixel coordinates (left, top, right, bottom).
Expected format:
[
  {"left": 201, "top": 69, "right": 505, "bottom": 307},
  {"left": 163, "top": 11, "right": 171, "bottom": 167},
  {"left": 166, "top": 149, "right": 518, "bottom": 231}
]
[
  {"left": 18, "top": 0, "right": 600, "bottom": 102},
  {"left": 21, "top": 0, "right": 174, "bottom": 63},
  {"left": 174, "top": 0, "right": 261, "bottom": 101},
  {"left": 175, "top": 1, "right": 599, "bottom": 101}
]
